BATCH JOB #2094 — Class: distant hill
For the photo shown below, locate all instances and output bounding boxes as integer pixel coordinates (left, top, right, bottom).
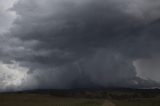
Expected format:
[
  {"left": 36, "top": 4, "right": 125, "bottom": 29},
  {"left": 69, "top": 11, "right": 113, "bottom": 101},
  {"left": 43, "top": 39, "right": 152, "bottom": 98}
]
[{"left": 2, "top": 88, "right": 160, "bottom": 99}]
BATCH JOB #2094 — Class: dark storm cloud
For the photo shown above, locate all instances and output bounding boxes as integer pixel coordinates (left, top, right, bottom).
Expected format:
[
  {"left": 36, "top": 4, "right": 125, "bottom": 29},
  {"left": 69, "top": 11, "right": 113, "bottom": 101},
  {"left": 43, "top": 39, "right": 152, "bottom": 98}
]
[
  {"left": 1, "top": 0, "right": 160, "bottom": 91},
  {"left": 12, "top": 0, "right": 140, "bottom": 64}
]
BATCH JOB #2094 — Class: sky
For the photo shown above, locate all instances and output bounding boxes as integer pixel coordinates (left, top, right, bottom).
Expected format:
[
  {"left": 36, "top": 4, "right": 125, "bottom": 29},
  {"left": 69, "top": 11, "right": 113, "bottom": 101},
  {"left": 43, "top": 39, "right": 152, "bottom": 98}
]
[{"left": 0, "top": 0, "right": 160, "bottom": 92}]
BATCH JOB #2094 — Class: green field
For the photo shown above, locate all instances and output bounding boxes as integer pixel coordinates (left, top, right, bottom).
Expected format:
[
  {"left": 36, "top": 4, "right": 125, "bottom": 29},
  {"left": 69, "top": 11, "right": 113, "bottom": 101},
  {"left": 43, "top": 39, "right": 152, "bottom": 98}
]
[
  {"left": 108, "top": 90, "right": 160, "bottom": 106},
  {"left": 0, "top": 89, "right": 160, "bottom": 106},
  {"left": 0, "top": 94, "right": 104, "bottom": 106},
  {"left": 112, "top": 96, "right": 160, "bottom": 106},
  {"left": 114, "top": 99, "right": 160, "bottom": 106}
]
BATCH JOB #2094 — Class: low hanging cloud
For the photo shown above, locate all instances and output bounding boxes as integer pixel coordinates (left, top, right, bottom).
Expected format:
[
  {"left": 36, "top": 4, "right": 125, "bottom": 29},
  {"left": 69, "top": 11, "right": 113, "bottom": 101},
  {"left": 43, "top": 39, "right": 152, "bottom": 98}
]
[{"left": 1, "top": 0, "right": 160, "bottom": 91}]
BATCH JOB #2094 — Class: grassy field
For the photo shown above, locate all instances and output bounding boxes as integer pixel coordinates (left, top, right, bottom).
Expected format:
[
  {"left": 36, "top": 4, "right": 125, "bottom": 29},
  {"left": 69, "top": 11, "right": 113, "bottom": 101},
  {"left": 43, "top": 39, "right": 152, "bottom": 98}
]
[
  {"left": 108, "top": 89, "right": 160, "bottom": 106},
  {"left": 0, "top": 89, "right": 160, "bottom": 106},
  {"left": 0, "top": 94, "right": 104, "bottom": 106},
  {"left": 113, "top": 97, "right": 160, "bottom": 106}
]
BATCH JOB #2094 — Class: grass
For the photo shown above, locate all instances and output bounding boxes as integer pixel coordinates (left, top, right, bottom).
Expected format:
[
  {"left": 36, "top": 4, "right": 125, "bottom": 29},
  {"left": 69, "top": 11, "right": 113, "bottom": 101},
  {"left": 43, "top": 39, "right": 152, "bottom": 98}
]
[
  {"left": 0, "top": 89, "right": 160, "bottom": 106},
  {"left": 112, "top": 96, "right": 160, "bottom": 106},
  {"left": 0, "top": 94, "right": 104, "bottom": 106}
]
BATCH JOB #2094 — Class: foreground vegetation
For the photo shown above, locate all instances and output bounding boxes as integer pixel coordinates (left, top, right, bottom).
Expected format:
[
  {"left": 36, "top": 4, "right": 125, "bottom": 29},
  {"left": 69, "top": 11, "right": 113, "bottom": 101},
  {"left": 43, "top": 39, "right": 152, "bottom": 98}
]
[
  {"left": 0, "top": 89, "right": 160, "bottom": 106},
  {"left": 0, "top": 94, "right": 103, "bottom": 106},
  {"left": 114, "top": 98, "right": 160, "bottom": 106},
  {"left": 108, "top": 89, "right": 160, "bottom": 106}
]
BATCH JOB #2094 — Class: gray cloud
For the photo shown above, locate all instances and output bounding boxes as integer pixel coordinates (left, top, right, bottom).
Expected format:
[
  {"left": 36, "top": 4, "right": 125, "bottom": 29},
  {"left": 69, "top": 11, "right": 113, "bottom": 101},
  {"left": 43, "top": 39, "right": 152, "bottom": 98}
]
[
  {"left": 0, "top": 0, "right": 17, "bottom": 34},
  {"left": 1, "top": 0, "right": 160, "bottom": 91}
]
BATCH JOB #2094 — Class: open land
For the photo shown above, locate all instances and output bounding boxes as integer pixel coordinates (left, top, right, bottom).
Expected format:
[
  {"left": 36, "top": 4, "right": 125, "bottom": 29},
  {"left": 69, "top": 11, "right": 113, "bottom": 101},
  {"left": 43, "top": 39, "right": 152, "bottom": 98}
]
[{"left": 0, "top": 89, "right": 160, "bottom": 106}]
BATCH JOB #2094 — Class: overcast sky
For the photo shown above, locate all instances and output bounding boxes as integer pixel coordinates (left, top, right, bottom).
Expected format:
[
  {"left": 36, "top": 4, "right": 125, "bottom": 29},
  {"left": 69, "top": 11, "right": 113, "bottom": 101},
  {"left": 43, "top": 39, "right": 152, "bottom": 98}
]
[{"left": 0, "top": 0, "right": 160, "bottom": 92}]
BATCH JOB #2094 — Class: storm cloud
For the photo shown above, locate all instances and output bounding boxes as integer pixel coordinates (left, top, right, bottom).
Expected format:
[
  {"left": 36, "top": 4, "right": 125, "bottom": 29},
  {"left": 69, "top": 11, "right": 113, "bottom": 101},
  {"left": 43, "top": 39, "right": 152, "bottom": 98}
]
[{"left": 1, "top": 0, "right": 160, "bottom": 91}]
